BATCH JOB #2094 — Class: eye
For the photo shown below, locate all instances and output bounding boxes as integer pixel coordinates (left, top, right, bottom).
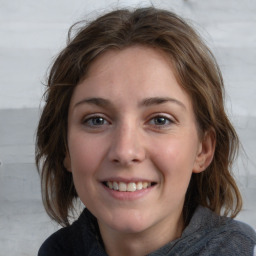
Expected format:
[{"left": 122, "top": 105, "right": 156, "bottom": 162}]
[
  {"left": 148, "top": 115, "right": 174, "bottom": 128},
  {"left": 152, "top": 116, "right": 170, "bottom": 125},
  {"left": 83, "top": 115, "right": 110, "bottom": 127}
]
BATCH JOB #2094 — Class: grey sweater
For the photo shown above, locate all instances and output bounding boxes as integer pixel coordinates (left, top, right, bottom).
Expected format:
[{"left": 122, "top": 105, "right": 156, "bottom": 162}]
[{"left": 38, "top": 206, "right": 256, "bottom": 255}]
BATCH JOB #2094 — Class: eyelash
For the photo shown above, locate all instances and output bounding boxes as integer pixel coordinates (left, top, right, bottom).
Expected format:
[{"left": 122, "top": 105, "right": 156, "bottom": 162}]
[
  {"left": 82, "top": 114, "right": 175, "bottom": 130},
  {"left": 82, "top": 115, "right": 110, "bottom": 128},
  {"left": 148, "top": 115, "right": 174, "bottom": 129}
]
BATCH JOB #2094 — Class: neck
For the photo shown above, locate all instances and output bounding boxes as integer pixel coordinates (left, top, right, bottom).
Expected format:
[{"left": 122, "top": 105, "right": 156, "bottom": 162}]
[{"left": 98, "top": 214, "right": 184, "bottom": 256}]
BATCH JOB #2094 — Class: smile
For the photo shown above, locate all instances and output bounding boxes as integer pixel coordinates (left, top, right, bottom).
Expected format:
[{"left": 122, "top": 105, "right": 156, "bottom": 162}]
[{"left": 103, "top": 181, "right": 156, "bottom": 192}]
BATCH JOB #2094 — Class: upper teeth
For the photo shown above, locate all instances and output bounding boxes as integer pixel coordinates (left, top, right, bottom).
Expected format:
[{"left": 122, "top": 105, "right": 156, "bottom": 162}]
[{"left": 106, "top": 181, "right": 152, "bottom": 192}]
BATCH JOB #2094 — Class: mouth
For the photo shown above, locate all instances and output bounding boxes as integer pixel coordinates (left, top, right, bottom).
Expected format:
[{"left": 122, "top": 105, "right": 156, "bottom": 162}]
[{"left": 102, "top": 181, "right": 157, "bottom": 192}]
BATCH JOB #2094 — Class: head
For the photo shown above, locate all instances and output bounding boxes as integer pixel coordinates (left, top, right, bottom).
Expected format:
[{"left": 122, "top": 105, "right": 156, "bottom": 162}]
[{"left": 36, "top": 7, "right": 242, "bottom": 227}]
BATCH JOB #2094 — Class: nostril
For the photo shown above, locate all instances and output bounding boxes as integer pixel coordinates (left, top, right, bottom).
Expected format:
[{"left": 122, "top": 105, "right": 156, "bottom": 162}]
[
  {"left": 108, "top": 138, "right": 146, "bottom": 165},
  {"left": 112, "top": 159, "right": 121, "bottom": 164}
]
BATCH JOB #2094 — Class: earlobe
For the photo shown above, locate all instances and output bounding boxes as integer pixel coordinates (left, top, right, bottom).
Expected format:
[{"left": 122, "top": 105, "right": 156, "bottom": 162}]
[
  {"left": 193, "top": 128, "right": 216, "bottom": 173},
  {"left": 63, "top": 154, "right": 72, "bottom": 172}
]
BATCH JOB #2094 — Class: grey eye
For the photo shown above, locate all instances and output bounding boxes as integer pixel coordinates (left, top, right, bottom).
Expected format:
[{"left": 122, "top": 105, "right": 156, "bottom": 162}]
[
  {"left": 153, "top": 117, "right": 169, "bottom": 125},
  {"left": 84, "top": 116, "right": 108, "bottom": 126},
  {"left": 91, "top": 117, "right": 105, "bottom": 125},
  {"left": 150, "top": 116, "right": 172, "bottom": 126}
]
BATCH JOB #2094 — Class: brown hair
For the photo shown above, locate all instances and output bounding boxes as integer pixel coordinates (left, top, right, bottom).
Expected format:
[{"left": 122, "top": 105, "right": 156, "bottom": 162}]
[{"left": 36, "top": 7, "right": 242, "bottom": 226}]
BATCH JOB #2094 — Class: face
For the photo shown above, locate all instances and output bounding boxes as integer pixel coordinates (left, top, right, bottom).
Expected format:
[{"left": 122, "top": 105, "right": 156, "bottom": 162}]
[{"left": 65, "top": 46, "right": 210, "bottom": 238}]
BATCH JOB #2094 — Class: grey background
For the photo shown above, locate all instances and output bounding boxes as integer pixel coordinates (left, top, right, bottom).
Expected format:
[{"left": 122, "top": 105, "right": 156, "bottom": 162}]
[{"left": 0, "top": 0, "right": 256, "bottom": 255}]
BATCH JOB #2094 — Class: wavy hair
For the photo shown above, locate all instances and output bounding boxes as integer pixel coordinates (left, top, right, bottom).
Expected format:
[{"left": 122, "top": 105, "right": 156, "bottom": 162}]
[{"left": 36, "top": 7, "right": 242, "bottom": 226}]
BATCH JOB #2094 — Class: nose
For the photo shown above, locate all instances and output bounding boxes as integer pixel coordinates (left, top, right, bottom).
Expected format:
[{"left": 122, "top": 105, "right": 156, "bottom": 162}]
[{"left": 107, "top": 122, "right": 146, "bottom": 166}]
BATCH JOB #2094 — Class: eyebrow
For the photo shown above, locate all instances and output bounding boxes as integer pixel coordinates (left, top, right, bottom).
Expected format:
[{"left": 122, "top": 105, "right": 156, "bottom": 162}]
[
  {"left": 74, "top": 97, "right": 112, "bottom": 108},
  {"left": 74, "top": 97, "right": 186, "bottom": 110},
  {"left": 140, "top": 97, "right": 186, "bottom": 109}
]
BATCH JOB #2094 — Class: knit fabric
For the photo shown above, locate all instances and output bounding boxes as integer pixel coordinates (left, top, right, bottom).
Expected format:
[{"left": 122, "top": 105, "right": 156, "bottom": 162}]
[{"left": 38, "top": 206, "right": 256, "bottom": 256}]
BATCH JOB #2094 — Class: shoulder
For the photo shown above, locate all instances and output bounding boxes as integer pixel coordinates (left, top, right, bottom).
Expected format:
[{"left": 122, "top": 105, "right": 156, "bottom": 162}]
[
  {"left": 191, "top": 206, "right": 256, "bottom": 238},
  {"left": 38, "top": 220, "right": 82, "bottom": 256},
  {"left": 38, "top": 208, "right": 105, "bottom": 256},
  {"left": 191, "top": 206, "right": 256, "bottom": 255},
  {"left": 38, "top": 226, "right": 71, "bottom": 256},
  {"left": 222, "top": 218, "right": 256, "bottom": 247},
  {"left": 206, "top": 218, "right": 256, "bottom": 255},
  {"left": 206, "top": 207, "right": 256, "bottom": 245},
  {"left": 38, "top": 209, "right": 93, "bottom": 256},
  {"left": 228, "top": 218, "right": 256, "bottom": 240}
]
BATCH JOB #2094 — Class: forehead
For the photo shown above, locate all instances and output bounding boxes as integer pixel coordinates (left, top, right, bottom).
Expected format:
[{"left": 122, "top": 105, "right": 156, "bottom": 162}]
[
  {"left": 86, "top": 46, "right": 175, "bottom": 81},
  {"left": 71, "top": 46, "right": 193, "bottom": 110}
]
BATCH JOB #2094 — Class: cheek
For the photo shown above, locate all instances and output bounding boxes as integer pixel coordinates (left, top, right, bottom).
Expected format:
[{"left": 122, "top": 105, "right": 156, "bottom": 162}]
[
  {"left": 67, "top": 134, "right": 107, "bottom": 205},
  {"left": 152, "top": 136, "right": 198, "bottom": 184},
  {"left": 68, "top": 134, "right": 105, "bottom": 178}
]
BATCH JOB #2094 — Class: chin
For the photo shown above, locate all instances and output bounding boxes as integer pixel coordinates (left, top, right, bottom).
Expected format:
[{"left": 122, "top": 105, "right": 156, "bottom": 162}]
[
  {"left": 110, "top": 220, "right": 149, "bottom": 234},
  {"left": 100, "top": 210, "right": 151, "bottom": 234}
]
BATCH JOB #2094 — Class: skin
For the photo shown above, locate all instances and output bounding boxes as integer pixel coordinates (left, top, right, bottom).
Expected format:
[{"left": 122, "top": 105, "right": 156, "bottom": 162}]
[{"left": 64, "top": 46, "right": 215, "bottom": 256}]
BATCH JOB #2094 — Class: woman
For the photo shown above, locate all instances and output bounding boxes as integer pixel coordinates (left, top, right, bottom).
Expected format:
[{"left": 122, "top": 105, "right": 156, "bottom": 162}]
[{"left": 36, "top": 7, "right": 256, "bottom": 255}]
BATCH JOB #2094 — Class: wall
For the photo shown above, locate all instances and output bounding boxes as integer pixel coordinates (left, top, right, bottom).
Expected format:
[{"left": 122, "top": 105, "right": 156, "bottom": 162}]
[{"left": 0, "top": 0, "right": 255, "bottom": 255}]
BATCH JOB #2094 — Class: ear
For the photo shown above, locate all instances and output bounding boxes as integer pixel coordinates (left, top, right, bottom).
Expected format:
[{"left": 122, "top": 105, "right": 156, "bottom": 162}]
[
  {"left": 63, "top": 153, "right": 72, "bottom": 172},
  {"left": 193, "top": 128, "right": 216, "bottom": 173}
]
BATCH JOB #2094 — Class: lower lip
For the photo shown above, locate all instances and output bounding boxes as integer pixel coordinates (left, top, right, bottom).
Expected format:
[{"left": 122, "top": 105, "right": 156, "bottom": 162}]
[{"left": 102, "top": 183, "right": 155, "bottom": 201}]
